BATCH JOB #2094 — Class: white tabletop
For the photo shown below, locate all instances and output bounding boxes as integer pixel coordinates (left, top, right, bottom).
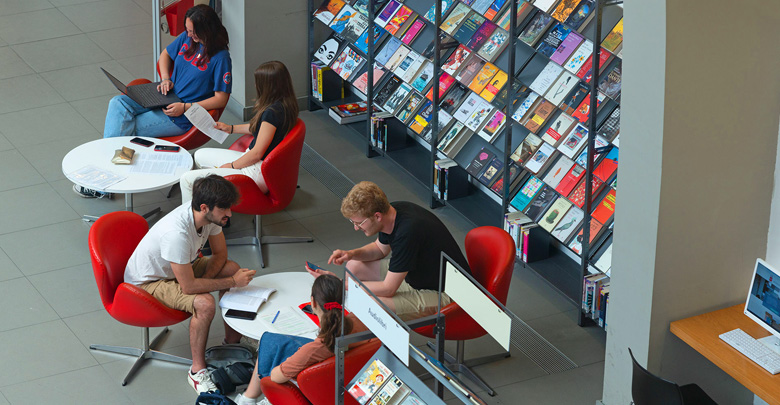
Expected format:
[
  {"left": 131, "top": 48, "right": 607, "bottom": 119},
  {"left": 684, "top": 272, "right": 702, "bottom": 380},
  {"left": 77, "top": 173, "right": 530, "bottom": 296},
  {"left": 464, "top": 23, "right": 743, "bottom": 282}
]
[
  {"left": 222, "top": 272, "right": 318, "bottom": 341},
  {"left": 61, "top": 137, "right": 192, "bottom": 194}
]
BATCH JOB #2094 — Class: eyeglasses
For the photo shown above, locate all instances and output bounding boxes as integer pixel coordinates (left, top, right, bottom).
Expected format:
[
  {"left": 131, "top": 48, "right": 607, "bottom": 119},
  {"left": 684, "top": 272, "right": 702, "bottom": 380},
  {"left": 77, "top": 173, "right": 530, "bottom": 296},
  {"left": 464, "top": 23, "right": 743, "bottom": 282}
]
[{"left": 349, "top": 217, "right": 369, "bottom": 229}]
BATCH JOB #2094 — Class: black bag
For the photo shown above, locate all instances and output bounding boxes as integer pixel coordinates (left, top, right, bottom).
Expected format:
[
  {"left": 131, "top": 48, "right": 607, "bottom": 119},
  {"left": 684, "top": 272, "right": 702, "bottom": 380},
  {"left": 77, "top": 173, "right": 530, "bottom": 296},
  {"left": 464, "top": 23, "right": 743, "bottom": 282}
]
[
  {"left": 205, "top": 344, "right": 255, "bottom": 369},
  {"left": 195, "top": 391, "right": 236, "bottom": 405},
  {"left": 205, "top": 344, "right": 256, "bottom": 394}
]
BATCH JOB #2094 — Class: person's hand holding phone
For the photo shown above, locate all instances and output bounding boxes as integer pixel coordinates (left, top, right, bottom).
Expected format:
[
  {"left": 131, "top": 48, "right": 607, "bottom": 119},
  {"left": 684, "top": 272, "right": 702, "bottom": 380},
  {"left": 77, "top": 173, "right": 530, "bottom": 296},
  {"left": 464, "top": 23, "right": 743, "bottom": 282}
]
[
  {"left": 305, "top": 262, "right": 336, "bottom": 279},
  {"left": 233, "top": 268, "right": 256, "bottom": 287}
]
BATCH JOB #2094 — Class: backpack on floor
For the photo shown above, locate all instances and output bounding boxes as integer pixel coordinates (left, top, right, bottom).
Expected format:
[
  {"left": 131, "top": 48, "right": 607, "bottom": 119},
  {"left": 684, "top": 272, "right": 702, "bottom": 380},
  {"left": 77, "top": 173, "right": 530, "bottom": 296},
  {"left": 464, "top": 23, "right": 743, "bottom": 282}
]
[
  {"left": 196, "top": 391, "right": 236, "bottom": 405},
  {"left": 205, "top": 344, "right": 256, "bottom": 369},
  {"left": 205, "top": 344, "right": 256, "bottom": 394}
]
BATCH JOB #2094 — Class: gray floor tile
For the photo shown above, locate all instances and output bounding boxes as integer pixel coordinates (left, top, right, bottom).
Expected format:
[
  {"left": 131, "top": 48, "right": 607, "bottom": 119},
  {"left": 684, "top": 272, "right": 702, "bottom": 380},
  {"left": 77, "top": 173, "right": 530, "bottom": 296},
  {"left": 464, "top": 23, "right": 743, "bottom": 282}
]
[
  {"left": 0, "top": 392, "right": 8, "bottom": 405},
  {"left": 41, "top": 60, "right": 132, "bottom": 102},
  {"left": 0, "top": 0, "right": 53, "bottom": 17},
  {"left": 490, "top": 361, "right": 605, "bottom": 404},
  {"left": 525, "top": 310, "right": 606, "bottom": 367},
  {"left": 70, "top": 94, "right": 112, "bottom": 134},
  {"left": 116, "top": 53, "right": 155, "bottom": 81},
  {"left": 505, "top": 266, "right": 578, "bottom": 322},
  {"left": 0, "top": 8, "right": 79, "bottom": 45},
  {"left": 16, "top": 133, "right": 95, "bottom": 182},
  {"left": 100, "top": 355, "right": 197, "bottom": 403},
  {"left": 0, "top": 149, "right": 45, "bottom": 191},
  {"left": 131, "top": 0, "right": 152, "bottom": 14},
  {"left": 229, "top": 220, "right": 333, "bottom": 272},
  {"left": 59, "top": 0, "right": 149, "bottom": 33},
  {"left": 0, "top": 133, "right": 12, "bottom": 152},
  {"left": 0, "top": 47, "right": 33, "bottom": 80},
  {"left": 0, "top": 102, "right": 99, "bottom": 148},
  {"left": 0, "top": 365, "right": 133, "bottom": 404},
  {"left": 87, "top": 23, "right": 151, "bottom": 61},
  {"left": 0, "top": 277, "right": 59, "bottom": 332},
  {"left": 284, "top": 170, "right": 345, "bottom": 220},
  {"left": 48, "top": 0, "right": 101, "bottom": 6},
  {"left": 28, "top": 262, "right": 103, "bottom": 318},
  {"left": 298, "top": 210, "right": 376, "bottom": 252},
  {"left": 0, "top": 74, "right": 64, "bottom": 115},
  {"left": 11, "top": 34, "right": 112, "bottom": 73},
  {"left": 50, "top": 178, "right": 170, "bottom": 220},
  {"left": 0, "top": 320, "right": 98, "bottom": 388},
  {"left": 0, "top": 219, "right": 91, "bottom": 276},
  {"left": 0, "top": 248, "right": 22, "bottom": 282},
  {"left": 0, "top": 183, "right": 79, "bottom": 235}
]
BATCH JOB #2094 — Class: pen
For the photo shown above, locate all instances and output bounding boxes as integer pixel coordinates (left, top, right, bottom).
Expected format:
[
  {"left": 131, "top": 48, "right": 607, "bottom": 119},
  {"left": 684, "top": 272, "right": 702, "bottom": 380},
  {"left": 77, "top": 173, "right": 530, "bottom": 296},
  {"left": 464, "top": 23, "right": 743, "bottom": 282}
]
[{"left": 271, "top": 310, "right": 280, "bottom": 324}]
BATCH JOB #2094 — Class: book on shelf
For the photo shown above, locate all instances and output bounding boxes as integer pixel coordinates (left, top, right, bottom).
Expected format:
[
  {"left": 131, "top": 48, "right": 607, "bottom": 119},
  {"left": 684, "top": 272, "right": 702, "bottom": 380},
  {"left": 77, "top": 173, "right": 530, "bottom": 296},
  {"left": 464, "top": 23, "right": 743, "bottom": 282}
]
[
  {"left": 571, "top": 91, "right": 606, "bottom": 123},
  {"left": 523, "top": 99, "right": 556, "bottom": 133},
  {"left": 385, "top": 44, "right": 411, "bottom": 71},
  {"left": 484, "top": 0, "right": 509, "bottom": 21},
  {"left": 452, "top": 91, "right": 482, "bottom": 123},
  {"left": 524, "top": 185, "right": 558, "bottom": 222},
  {"left": 518, "top": 10, "right": 553, "bottom": 47},
  {"left": 382, "top": 82, "right": 411, "bottom": 113},
  {"left": 582, "top": 273, "right": 609, "bottom": 316},
  {"left": 384, "top": 4, "right": 414, "bottom": 36},
  {"left": 328, "top": 101, "right": 370, "bottom": 124},
  {"left": 442, "top": 44, "right": 472, "bottom": 75},
  {"left": 564, "top": 0, "right": 594, "bottom": 32},
  {"left": 314, "top": 0, "right": 346, "bottom": 25},
  {"left": 525, "top": 142, "right": 556, "bottom": 174},
  {"left": 542, "top": 112, "right": 576, "bottom": 145},
  {"left": 347, "top": 359, "right": 393, "bottom": 404},
  {"left": 466, "top": 20, "right": 497, "bottom": 51},
  {"left": 563, "top": 39, "right": 592, "bottom": 74},
  {"left": 477, "top": 28, "right": 510, "bottom": 62},
  {"left": 437, "top": 121, "right": 466, "bottom": 152},
  {"left": 479, "top": 109, "right": 506, "bottom": 142},
  {"left": 352, "top": 62, "right": 387, "bottom": 95},
  {"left": 539, "top": 196, "right": 573, "bottom": 233},
  {"left": 591, "top": 188, "right": 616, "bottom": 225},
  {"left": 465, "top": 147, "right": 496, "bottom": 177},
  {"left": 354, "top": 25, "right": 387, "bottom": 54},
  {"left": 536, "top": 22, "right": 571, "bottom": 58},
  {"left": 568, "top": 218, "right": 604, "bottom": 254},
  {"left": 373, "top": 75, "right": 402, "bottom": 106},
  {"left": 557, "top": 122, "right": 588, "bottom": 158},
  {"left": 567, "top": 175, "right": 604, "bottom": 208},
  {"left": 439, "top": 82, "right": 469, "bottom": 115},
  {"left": 555, "top": 163, "right": 584, "bottom": 196},
  {"left": 534, "top": 0, "right": 561, "bottom": 13},
  {"left": 468, "top": 62, "right": 500, "bottom": 94},
  {"left": 394, "top": 52, "right": 423, "bottom": 82},
  {"left": 422, "top": 30, "right": 460, "bottom": 60},
  {"left": 423, "top": 109, "right": 454, "bottom": 144},
  {"left": 598, "top": 63, "right": 622, "bottom": 100},
  {"left": 541, "top": 154, "right": 574, "bottom": 189},
  {"left": 374, "top": 0, "right": 401, "bottom": 28},
  {"left": 370, "top": 111, "right": 392, "bottom": 149},
  {"left": 550, "top": 205, "right": 583, "bottom": 243},
  {"left": 593, "top": 146, "right": 618, "bottom": 181},
  {"left": 478, "top": 157, "right": 504, "bottom": 187},
  {"left": 576, "top": 48, "right": 613, "bottom": 82},
  {"left": 394, "top": 90, "right": 424, "bottom": 123},
  {"left": 409, "top": 100, "right": 433, "bottom": 134},
  {"left": 400, "top": 18, "right": 425, "bottom": 45},
  {"left": 600, "top": 17, "right": 624, "bottom": 54},
  {"left": 594, "top": 238, "right": 613, "bottom": 276},
  {"left": 471, "top": 0, "right": 495, "bottom": 15},
  {"left": 551, "top": 0, "right": 582, "bottom": 22},
  {"left": 550, "top": 31, "right": 584, "bottom": 65},
  {"left": 479, "top": 69, "right": 507, "bottom": 102},
  {"left": 311, "top": 62, "right": 344, "bottom": 102},
  {"left": 433, "top": 158, "right": 468, "bottom": 200},
  {"left": 529, "top": 61, "right": 564, "bottom": 97},
  {"left": 504, "top": 211, "right": 533, "bottom": 258},
  {"left": 454, "top": 56, "right": 485, "bottom": 86},
  {"left": 453, "top": 11, "right": 486, "bottom": 44},
  {"left": 410, "top": 61, "right": 433, "bottom": 92},
  {"left": 495, "top": 1, "right": 534, "bottom": 31},
  {"left": 463, "top": 98, "right": 493, "bottom": 132},
  {"left": 543, "top": 70, "right": 578, "bottom": 106},
  {"left": 612, "top": 133, "right": 619, "bottom": 148},
  {"left": 511, "top": 90, "right": 541, "bottom": 122},
  {"left": 492, "top": 80, "right": 522, "bottom": 109},
  {"left": 444, "top": 128, "right": 475, "bottom": 159},
  {"left": 331, "top": 46, "right": 365, "bottom": 81},
  {"left": 425, "top": 72, "right": 455, "bottom": 101},
  {"left": 559, "top": 82, "right": 588, "bottom": 114},
  {"left": 510, "top": 132, "right": 543, "bottom": 165},
  {"left": 461, "top": 0, "right": 476, "bottom": 7},
  {"left": 439, "top": 2, "right": 471, "bottom": 35},
  {"left": 374, "top": 36, "right": 402, "bottom": 66},
  {"left": 522, "top": 223, "right": 550, "bottom": 263},
  {"left": 341, "top": 8, "right": 369, "bottom": 45},
  {"left": 574, "top": 143, "right": 600, "bottom": 167},
  {"left": 329, "top": 4, "right": 358, "bottom": 35},
  {"left": 423, "top": 0, "right": 455, "bottom": 23},
  {"left": 314, "top": 36, "right": 341, "bottom": 65},
  {"left": 491, "top": 161, "right": 524, "bottom": 195},
  {"left": 510, "top": 175, "right": 544, "bottom": 211},
  {"left": 597, "top": 106, "right": 620, "bottom": 141}
]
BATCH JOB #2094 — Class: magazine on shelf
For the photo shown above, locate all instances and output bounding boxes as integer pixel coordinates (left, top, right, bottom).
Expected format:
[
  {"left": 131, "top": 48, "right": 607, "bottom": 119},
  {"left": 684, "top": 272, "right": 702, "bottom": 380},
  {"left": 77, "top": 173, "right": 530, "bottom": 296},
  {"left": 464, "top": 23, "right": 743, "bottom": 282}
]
[{"left": 348, "top": 359, "right": 393, "bottom": 405}]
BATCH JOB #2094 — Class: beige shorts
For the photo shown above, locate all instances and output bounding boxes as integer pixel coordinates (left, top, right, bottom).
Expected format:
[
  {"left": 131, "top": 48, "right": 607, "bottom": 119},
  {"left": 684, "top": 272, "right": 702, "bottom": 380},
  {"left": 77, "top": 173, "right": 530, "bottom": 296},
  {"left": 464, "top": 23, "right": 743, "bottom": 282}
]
[
  {"left": 380, "top": 258, "right": 452, "bottom": 321},
  {"left": 138, "top": 257, "right": 210, "bottom": 314}
]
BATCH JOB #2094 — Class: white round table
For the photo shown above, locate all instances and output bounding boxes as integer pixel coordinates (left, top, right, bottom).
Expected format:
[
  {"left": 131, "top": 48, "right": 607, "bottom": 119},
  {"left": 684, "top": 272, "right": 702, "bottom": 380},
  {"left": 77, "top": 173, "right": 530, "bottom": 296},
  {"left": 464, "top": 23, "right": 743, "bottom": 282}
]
[
  {"left": 61, "top": 137, "right": 192, "bottom": 221},
  {"left": 222, "top": 272, "right": 318, "bottom": 340}
]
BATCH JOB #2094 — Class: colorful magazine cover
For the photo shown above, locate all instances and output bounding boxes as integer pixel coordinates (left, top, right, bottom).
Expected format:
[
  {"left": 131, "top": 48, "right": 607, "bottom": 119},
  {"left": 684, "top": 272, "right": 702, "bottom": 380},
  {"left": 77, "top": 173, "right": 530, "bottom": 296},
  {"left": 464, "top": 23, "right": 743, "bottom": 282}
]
[{"left": 348, "top": 359, "right": 393, "bottom": 405}]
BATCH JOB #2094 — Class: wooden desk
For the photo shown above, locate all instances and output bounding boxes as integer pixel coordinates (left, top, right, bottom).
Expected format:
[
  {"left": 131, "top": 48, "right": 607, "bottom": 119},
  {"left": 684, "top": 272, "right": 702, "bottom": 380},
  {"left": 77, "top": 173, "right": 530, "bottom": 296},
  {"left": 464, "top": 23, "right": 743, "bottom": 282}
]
[{"left": 671, "top": 304, "right": 780, "bottom": 405}]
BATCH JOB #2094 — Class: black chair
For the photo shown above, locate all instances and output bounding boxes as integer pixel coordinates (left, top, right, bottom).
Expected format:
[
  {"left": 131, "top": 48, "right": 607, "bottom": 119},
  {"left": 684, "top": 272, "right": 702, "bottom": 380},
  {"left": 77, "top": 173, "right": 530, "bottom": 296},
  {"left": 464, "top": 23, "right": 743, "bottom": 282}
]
[{"left": 629, "top": 348, "right": 718, "bottom": 405}]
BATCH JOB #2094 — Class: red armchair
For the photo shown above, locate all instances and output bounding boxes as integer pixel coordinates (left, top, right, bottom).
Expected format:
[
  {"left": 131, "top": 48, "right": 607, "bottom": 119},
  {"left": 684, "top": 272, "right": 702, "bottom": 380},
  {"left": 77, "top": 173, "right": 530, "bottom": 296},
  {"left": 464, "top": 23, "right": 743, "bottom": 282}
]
[
  {"left": 260, "top": 339, "right": 382, "bottom": 405},
  {"left": 414, "top": 226, "right": 516, "bottom": 396},
  {"left": 88, "top": 211, "right": 192, "bottom": 386},
  {"left": 224, "top": 118, "right": 313, "bottom": 268}
]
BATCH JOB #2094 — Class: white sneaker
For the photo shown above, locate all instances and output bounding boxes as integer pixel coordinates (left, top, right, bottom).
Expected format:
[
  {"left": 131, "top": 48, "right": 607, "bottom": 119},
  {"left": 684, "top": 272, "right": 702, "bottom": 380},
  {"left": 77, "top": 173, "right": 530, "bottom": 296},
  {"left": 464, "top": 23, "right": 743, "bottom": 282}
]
[
  {"left": 257, "top": 398, "right": 271, "bottom": 405},
  {"left": 188, "top": 368, "right": 217, "bottom": 394},
  {"left": 235, "top": 394, "right": 270, "bottom": 405}
]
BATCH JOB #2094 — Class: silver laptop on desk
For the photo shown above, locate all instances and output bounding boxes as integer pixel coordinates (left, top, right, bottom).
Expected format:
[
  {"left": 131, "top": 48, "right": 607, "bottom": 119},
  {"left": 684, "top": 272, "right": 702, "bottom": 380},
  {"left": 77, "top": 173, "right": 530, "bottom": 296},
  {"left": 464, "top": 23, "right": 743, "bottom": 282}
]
[{"left": 101, "top": 68, "right": 181, "bottom": 109}]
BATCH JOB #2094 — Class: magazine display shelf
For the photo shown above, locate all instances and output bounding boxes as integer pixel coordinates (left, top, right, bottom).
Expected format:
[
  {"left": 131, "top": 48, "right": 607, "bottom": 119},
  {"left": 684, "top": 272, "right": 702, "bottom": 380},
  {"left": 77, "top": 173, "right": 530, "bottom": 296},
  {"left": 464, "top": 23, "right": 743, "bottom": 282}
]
[{"left": 306, "top": 0, "right": 623, "bottom": 327}]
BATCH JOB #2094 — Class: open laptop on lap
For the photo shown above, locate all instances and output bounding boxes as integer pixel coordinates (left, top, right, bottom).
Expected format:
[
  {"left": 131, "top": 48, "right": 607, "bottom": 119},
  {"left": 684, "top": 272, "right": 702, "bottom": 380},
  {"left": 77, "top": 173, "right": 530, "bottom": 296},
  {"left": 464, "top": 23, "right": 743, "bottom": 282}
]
[{"left": 101, "top": 68, "right": 181, "bottom": 109}]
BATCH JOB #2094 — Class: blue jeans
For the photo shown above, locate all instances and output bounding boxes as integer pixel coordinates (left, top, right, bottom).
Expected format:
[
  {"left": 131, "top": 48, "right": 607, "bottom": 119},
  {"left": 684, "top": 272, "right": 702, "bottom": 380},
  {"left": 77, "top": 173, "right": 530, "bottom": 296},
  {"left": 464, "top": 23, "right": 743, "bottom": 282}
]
[
  {"left": 103, "top": 95, "right": 186, "bottom": 138},
  {"left": 256, "top": 332, "right": 313, "bottom": 378}
]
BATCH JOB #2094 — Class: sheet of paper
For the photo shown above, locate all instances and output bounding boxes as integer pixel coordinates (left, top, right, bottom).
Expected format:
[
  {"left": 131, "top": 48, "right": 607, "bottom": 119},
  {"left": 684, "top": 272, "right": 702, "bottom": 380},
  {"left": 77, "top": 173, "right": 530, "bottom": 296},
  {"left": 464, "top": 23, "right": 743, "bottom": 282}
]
[
  {"left": 68, "top": 165, "right": 126, "bottom": 190},
  {"left": 184, "top": 103, "right": 229, "bottom": 144},
  {"left": 219, "top": 285, "right": 276, "bottom": 312},
  {"left": 129, "top": 152, "right": 191, "bottom": 175},
  {"left": 260, "top": 306, "right": 318, "bottom": 336}
]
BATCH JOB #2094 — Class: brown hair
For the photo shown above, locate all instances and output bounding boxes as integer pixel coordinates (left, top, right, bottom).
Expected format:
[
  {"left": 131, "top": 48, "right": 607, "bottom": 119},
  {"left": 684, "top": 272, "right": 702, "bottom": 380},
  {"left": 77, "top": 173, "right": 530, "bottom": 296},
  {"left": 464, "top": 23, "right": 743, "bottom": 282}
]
[
  {"left": 183, "top": 5, "right": 229, "bottom": 66},
  {"left": 341, "top": 181, "right": 391, "bottom": 219},
  {"left": 191, "top": 174, "right": 239, "bottom": 211},
  {"left": 312, "top": 275, "right": 352, "bottom": 352},
  {"left": 248, "top": 61, "right": 299, "bottom": 135}
]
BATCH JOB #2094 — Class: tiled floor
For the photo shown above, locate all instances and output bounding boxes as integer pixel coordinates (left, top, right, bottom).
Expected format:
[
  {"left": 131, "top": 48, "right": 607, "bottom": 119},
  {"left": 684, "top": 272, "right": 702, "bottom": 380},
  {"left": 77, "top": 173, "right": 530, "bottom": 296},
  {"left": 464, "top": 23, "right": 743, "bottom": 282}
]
[{"left": 0, "top": 1, "right": 606, "bottom": 404}]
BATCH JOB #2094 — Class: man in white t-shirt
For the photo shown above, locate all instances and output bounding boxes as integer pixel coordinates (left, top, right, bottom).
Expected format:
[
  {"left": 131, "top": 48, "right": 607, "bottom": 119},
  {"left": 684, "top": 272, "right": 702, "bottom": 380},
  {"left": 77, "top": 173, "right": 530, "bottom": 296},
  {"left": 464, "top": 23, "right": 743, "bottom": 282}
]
[{"left": 125, "top": 174, "right": 256, "bottom": 394}]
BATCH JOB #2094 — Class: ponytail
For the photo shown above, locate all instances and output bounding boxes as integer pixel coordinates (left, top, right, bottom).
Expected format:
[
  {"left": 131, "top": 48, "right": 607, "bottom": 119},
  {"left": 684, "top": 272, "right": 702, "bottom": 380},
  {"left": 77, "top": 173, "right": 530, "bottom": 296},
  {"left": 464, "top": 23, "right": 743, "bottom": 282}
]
[{"left": 311, "top": 275, "right": 351, "bottom": 352}]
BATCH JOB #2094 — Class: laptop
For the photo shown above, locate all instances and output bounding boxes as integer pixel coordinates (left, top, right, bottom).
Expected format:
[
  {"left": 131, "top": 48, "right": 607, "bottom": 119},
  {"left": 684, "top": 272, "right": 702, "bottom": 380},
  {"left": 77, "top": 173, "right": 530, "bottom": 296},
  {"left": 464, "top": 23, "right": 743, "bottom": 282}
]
[{"left": 101, "top": 68, "right": 181, "bottom": 109}]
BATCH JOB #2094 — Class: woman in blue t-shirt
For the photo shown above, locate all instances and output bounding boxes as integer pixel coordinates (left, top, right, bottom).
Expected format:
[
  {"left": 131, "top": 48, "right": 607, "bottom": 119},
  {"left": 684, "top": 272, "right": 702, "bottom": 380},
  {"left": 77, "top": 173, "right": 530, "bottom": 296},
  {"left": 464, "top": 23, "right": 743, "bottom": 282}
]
[
  {"left": 102, "top": 5, "right": 231, "bottom": 139},
  {"left": 179, "top": 61, "right": 298, "bottom": 203}
]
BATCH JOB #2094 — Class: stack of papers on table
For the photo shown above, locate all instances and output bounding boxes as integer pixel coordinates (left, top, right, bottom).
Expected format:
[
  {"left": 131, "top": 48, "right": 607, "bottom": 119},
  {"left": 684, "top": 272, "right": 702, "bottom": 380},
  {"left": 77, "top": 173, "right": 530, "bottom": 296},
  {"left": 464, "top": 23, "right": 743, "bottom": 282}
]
[
  {"left": 219, "top": 285, "right": 276, "bottom": 312},
  {"left": 260, "top": 306, "right": 319, "bottom": 335}
]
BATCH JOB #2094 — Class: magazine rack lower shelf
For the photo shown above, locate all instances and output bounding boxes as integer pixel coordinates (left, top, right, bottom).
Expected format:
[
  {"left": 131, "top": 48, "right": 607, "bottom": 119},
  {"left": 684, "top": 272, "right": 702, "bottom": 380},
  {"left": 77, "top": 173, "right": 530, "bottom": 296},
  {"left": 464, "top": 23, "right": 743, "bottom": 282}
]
[{"left": 523, "top": 247, "right": 582, "bottom": 307}]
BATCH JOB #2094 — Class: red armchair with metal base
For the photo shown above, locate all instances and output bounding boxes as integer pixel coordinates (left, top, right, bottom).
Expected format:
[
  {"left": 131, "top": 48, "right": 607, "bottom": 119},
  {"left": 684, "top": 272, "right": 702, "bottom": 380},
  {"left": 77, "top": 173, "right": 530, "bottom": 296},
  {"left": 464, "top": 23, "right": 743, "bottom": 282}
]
[
  {"left": 224, "top": 118, "right": 313, "bottom": 268},
  {"left": 259, "top": 339, "right": 382, "bottom": 405},
  {"left": 88, "top": 211, "right": 192, "bottom": 386},
  {"left": 414, "top": 226, "right": 516, "bottom": 396}
]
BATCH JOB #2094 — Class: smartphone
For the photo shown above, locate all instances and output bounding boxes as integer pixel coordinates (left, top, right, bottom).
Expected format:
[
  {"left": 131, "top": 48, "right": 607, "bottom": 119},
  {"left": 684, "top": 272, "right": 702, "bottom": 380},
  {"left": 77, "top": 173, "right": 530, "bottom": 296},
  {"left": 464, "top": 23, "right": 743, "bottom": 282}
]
[
  {"left": 301, "top": 304, "right": 313, "bottom": 314},
  {"left": 306, "top": 261, "right": 324, "bottom": 272},
  {"left": 154, "top": 145, "right": 181, "bottom": 152},
  {"left": 130, "top": 137, "right": 154, "bottom": 147},
  {"left": 225, "top": 309, "right": 257, "bottom": 320}
]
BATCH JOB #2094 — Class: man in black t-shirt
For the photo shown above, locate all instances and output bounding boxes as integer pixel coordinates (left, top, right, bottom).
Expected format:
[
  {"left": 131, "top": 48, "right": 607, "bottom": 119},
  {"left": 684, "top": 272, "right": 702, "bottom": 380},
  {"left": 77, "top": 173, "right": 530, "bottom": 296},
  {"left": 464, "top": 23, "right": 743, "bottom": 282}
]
[{"left": 306, "top": 181, "right": 470, "bottom": 321}]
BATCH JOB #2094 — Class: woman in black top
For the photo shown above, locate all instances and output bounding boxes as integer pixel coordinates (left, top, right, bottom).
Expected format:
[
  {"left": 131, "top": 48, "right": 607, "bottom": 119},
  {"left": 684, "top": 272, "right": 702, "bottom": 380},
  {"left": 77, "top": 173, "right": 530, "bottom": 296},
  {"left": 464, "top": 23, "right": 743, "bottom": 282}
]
[{"left": 179, "top": 61, "right": 298, "bottom": 203}]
